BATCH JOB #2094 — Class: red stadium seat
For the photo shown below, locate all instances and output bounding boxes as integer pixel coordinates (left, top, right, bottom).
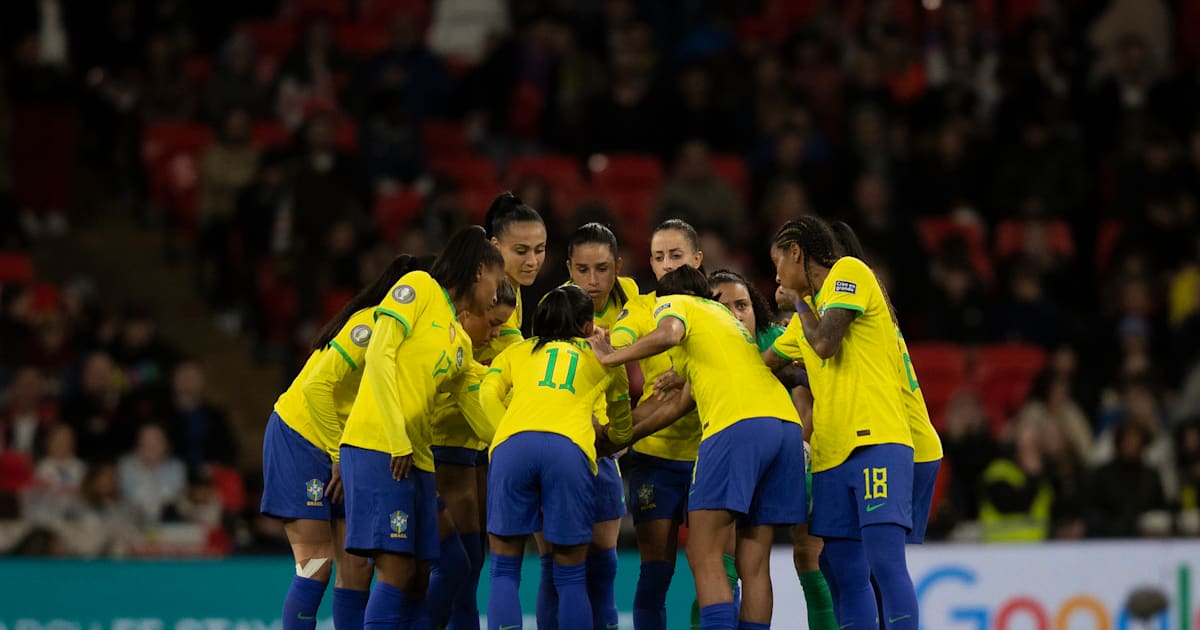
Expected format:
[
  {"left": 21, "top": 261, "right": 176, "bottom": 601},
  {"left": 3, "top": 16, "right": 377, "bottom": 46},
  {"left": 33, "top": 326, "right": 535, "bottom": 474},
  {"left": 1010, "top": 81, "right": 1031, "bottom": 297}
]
[
  {"left": 333, "top": 118, "right": 359, "bottom": 153},
  {"left": 1096, "top": 220, "right": 1124, "bottom": 273},
  {"left": 359, "top": 0, "right": 430, "bottom": 25},
  {"left": 433, "top": 156, "right": 500, "bottom": 189},
  {"left": 589, "top": 153, "right": 664, "bottom": 193},
  {"left": 252, "top": 122, "right": 292, "bottom": 148},
  {"left": 507, "top": 154, "right": 584, "bottom": 190},
  {"left": 916, "top": 216, "right": 993, "bottom": 281},
  {"left": 287, "top": 0, "right": 350, "bottom": 22},
  {"left": 710, "top": 154, "right": 749, "bottom": 202},
  {"left": 458, "top": 186, "right": 497, "bottom": 224},
  {"left": 0, "top": 252, "right": 34, "bottom": 284},
  {"left": 374, "top": 188, "right": 424, "bottom": 241},
  {"left": 209, "top": 465, "right": 247, "bottom": 513},
  {"left": 995, "top": 219, "right": 1075, "bottom": 260},
  {"left": 907, "top": 343, "right": 968, "bottom": 383},
  {"left": 141, "top": 123, "right": 212, "bottom": 239},
  {"left": 422, "top": 120, "right": 473, "bottom": 159},
  {"left": 976, "top": 343, "right": 1046, "bottom": 381},
  {"left": 241, "top": 20, "right": 297, "bottom": 59},
  {"left": 319, "top": 287, "right": 356, "bottom": 324},
  {"left": 336, "top": 22, "right": 391, "bottom": 57}
]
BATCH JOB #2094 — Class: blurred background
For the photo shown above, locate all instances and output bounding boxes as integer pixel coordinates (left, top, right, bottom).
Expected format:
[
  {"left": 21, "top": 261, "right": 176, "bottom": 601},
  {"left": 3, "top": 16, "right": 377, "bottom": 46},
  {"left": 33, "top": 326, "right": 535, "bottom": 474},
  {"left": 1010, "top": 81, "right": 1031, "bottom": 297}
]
[{"left": 1, "top": 0, "right": 1200, "bottom": 567}]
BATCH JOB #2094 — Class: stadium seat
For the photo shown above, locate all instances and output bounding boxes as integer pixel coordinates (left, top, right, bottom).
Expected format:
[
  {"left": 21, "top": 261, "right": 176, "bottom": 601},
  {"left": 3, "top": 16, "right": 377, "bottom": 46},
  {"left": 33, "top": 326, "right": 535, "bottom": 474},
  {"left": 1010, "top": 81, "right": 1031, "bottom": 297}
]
[
  {"left": 976, "top": 343, "right": 1046, "bottom": 381},
  {"left": 589, "top": 153, "right": 665, "bottom": 193},
  {"left": 141, "top": 123, "right": 212, "bottom": 239},
  {"left": 710, "top": 153, "right": 749, "bottom": 202},
  {"left": 208, "top": 465, "right": 247, "bottom": 513},
  {"left": 333, "top": 118, "right": 359, "bottom": 153},
  {"left": 1096, "top": 220, "right": 1124, "bottom": 272},
  {"left": 507, "top": 154, "right": 584, "bottom": 191},
  {"left": 287, "top": 0, "right": 350, "bottom": 22},
  {"left": 374, "top": 188, "right": 424, "bottom": 241},
  {"left": 995, "top": 219, "right": 1075, "bottom": 260},
  {"left": 0, "top": 252, "right": 34, "bottom": 284},
  {"left": 336, "top": 22, "right": 391, "bottom": 57},
  {"left": 142, "top": 123, "right": 213, "bottom": 167},
  {"left": 240, "top": 20, "right": 297, "bottom": 60},
  {"left": 319, "top": 287, "right": 356, "bottom": 325},
  {"left": 458, "top": 186, "right": 498, "bottom": 224},
  {"left": 433, "top": 156, "right": 500, "bottom": 189},
  {"left": 359, "top": 0, "right": 430, "bottom": 24},
  {"left": 422, "top": 120, "right": 473, "bottom": 159},
  {"left": 907, "top": 342, "right": 968, "bottom": 384},
  {"left": 916, "top": 216, "right": 993, "bottom": 281},
  {"left": 251, "top": 122, "right": 292, "bottom": 148}
]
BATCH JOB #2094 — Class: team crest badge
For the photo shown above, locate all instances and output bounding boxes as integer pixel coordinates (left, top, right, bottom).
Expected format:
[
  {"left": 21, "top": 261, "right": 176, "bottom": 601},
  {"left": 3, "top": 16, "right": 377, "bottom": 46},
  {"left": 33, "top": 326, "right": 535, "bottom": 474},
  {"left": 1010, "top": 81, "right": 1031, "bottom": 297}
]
[
  {"left": 350, "top": 324, "right": 372, "bottom": 347},
  {"left": 392, "top": 284, "right": 416, "bottom": 304},
  {"left": 390, "top": 511, "right": 409, "bottom": 536},
  {"left": 306, "top": 479, "right": 325, "bottom": 505},
  {"left": 638, "top": 483, "right": 655, "bottom": 510}
]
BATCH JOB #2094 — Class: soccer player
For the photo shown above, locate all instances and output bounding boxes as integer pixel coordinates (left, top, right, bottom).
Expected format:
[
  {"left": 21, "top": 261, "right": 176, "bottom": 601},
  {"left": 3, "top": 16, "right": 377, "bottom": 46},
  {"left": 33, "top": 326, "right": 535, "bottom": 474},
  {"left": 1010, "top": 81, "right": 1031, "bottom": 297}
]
[
  {"left": 483, "top": 191, "right": 547, "bottom": 352},
  {"left": 261, "top": 253, "right": 432, "bottom": 630},
  {"left": 541, "top": 222, "right": 637, "bottom": 630},
  {"left": 428, "top": 279, "right": 519, "bottom": 630},
  {"left": 591, "top": 265, "right": 807, "bottom": 630},
  {"left": 768, "top": 217, "right": 918, "bottom": 630},
  {"left": 339, "top": 227, "right": 506, "bottom": 630},
  {"left": 610, "top": 220, "right": 706, "bottom": 630},
  {"left": 481, "top": 285, "right": 634, "bottom": 630}
]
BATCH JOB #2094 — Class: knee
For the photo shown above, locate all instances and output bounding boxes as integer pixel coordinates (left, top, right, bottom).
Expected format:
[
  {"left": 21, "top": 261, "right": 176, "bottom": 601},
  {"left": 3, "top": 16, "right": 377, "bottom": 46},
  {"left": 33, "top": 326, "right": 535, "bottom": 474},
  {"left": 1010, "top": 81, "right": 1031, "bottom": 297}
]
[
  {"left": 293, "top": 546, "right": 336, "bottom": 583},
  {"left": 793, "top": 538, "right": 822, "bottom": 573},
  {"left": 335, "top": 555, "right": 374, "bottom": 590}
]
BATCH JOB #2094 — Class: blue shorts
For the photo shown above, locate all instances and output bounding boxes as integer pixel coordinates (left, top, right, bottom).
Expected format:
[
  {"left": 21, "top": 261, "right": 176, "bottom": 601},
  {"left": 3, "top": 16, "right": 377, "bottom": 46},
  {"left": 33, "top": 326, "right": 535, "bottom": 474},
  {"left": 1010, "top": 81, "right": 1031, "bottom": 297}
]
[
  {"left": 810, "top": 443, "right": 915, "bottom": 540},
  {"left": 689, "top": 417, "right": 807, "bottom": 527},
  {"left": 908, "top": 459, "right": 941, "bottom": 544},
  {"left": 433, "top": 445, "right": 488, "bottom": 467},
  {"left": 625, "top": 451, "right": 692, "bottom": 525},
  {"left": 487, "top": 432, "right": 595, "bottom": 546},
  {"left": 260, "top": 412, "right": 344, "bottom": 520},
  {"left": 594, "top": 456, "right": 627, "bottom": 523},
  {"left": 340, "top": 445, "right": 439, "bottom": 559}
]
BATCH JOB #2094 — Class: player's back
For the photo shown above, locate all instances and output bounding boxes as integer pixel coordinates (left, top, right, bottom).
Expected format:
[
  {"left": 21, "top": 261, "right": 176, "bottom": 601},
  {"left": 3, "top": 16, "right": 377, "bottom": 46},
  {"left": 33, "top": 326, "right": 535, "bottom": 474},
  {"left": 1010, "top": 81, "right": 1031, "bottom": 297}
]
[
  {"left": 653, "top": 295, "right": 800, "bottom": 439},
  {"left": 896, "top": 330, "right": 943, "bottom": 463},
  {"left": 486, "top": 338, "right": 629, "bottom": 467}
]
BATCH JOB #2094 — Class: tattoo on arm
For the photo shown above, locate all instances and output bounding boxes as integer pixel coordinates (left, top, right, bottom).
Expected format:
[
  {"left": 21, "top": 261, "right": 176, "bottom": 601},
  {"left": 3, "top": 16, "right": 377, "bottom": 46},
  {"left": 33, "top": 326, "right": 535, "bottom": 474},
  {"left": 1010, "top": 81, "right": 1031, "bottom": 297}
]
[{"left": 800, "top": 307, "right": 857, "bottom": 359}]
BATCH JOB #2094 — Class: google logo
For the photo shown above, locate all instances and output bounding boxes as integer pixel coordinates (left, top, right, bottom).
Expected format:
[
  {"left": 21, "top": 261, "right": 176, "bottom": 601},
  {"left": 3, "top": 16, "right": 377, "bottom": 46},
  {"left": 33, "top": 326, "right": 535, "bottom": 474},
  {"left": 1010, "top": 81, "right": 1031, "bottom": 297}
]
[{"left": 915, "top": 565, "right": 1200, "bottom": 630}]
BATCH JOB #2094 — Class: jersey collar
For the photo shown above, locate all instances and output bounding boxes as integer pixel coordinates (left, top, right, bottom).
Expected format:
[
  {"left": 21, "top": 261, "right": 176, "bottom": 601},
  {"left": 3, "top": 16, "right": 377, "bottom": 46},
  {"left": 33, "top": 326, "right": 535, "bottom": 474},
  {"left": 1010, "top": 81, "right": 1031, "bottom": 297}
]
[{"left": 440, "top": 285, "right": 456, "bottom": 317}]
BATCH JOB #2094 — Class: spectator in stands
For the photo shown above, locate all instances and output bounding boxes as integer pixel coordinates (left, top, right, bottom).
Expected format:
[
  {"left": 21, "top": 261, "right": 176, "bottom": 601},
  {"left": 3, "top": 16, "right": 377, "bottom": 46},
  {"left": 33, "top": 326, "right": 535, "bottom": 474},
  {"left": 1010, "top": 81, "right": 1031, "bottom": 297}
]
[
  {"left": 752, "top": 124, "right": 824, "bottom": 215},
  {"left": 61, "top": 352, "right": 131, "bottom": 461},
  {"left": 1039, "top": 420, "right": 1088, "bottom": 539},
  {"left": 427, "top": 0, "right": 510, "bottom": 65},
  {"left": 359, "top": 89, "right": 424, "bottom": 192},
  {"left": 925, "top": 236, "right": 989, "bottom": 343},
  {"left": 1086, "top": 32, "right": 1171, "bottom": 160},
  {"left": 942, "top": 390, "right": 997, "bottom": 523},
  {"left": 662, "top": 63, "right": 735, "bottom": 153},
  {"left": 274, "top": 17, "right": 347, "bottom": 129},
  {"left": 913, "top": 123, "right": 985, "bottom": 218},
  {"left": 111, "top": 305, "right": 177, "bottom": 394},
  {"left": 583, "top": 21, "right": 663, "bottom": 155},
  {"left": 656, "top": 140, "right": 744, "bottom": 245},
  {"left": 1175, "top": 420, "right": 1200, "bottom": 515},
  {"left": 60, "top": 461, "right": 140, "bottom": 557},
  {"left": 164, "top": 361, "right": 235, "bottom": 472},
  {"left": 0, "top": 366, "right": 54, "bottom": 457},
  {"left": 979, "top": 423, "right": 1053, "bottom": 541},
  {"left": 544, "top": 20, "right": 605, "bottom": 155},
  {"left": 996, "top": 259, "right": 1064, "bottom": 348},
  {"left": 34, "top": 423, "right": 83, "bottom": 496},
  {"left": 117, "top": 423, "right": 186, "bottom": 525},
  {"left": 1015, "top": 369, "right": 1092, "bottom": 459},
  {"left": 848, "top": 173, "right": 924, "bottom": 313},
  {"left": 1087, "top": 421, "right": 1168, "bottom": 537},
  {"left": 21, "top": 309, "right": 77, "bottom": 387},
  {"left": 992, "top": 109, "right": 1086, "bottom": 221},
  {"left": 1093, "top": 375, "right": 1175, "bottom": 498},
  {"left": 354, "top": 13, "right": 449, "bottom": 124},
  {"left": 924, "top": 0, "right": 998, "bottom": 119},
  {"left": 204, "top": 31, "right": 268, "bottom": 121},
  {"left": 197, "top": 107, "right": 260, "bottom": 313},
  {"left": 139, "top": 32, "right": 196, "bottom": 122}
]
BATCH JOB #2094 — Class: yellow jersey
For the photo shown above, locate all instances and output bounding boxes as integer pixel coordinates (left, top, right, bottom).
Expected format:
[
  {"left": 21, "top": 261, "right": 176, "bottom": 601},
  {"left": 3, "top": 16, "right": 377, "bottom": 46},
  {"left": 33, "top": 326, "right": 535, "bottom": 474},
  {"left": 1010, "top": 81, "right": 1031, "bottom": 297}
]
[
  {"left": 340, "top": 271, "right": 491, "bottom": 472},
  {"left": 593, "top": 277, "right": 641, "bottom": 330},
  {"left": 897, "top": 330, "right": 943, "bottom": 464},
  {"left": 611, "top": 292, "right": 700, "bottom": 462},
  {"left": 487, "top": 284, "right": 525, "bottom": 357},
  {"left": 653, "top": 295, "right": 801, "bottom": 441},
  {"left": 274, "top": 308, "right": 375, "bottom": 461},
  {"left": 774, "top": 257, "right": 911, "bottom": 472},
  {"left": 482, "top": 338, "right": 632, "bottom": 472}
]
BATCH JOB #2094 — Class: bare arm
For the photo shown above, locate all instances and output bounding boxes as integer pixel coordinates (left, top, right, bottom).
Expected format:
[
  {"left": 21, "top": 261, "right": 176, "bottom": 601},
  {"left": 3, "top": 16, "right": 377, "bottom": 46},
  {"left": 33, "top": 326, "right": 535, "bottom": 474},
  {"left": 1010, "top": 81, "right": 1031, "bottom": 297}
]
[
  {"left": 629, "top": 384, "right": 695, "bottom": 443},
  {"left": 796, "top": 307, "right": 857, "bottom": 359},
  {"left": 590, "top": 317, "right": 685, "bottom": 368}
]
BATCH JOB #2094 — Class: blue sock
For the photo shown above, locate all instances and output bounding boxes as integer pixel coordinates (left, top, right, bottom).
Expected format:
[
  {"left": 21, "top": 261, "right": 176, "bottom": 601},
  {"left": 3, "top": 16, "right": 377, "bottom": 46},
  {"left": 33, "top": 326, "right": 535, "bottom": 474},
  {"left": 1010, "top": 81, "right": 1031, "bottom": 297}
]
[
  {"left": 332, "top": 587, "right": 369, "bottom": 630},
  {"left": 698, "top": 602, "right": 737, "bottom": 630},
  {"left": 408, "top": 598, "right": 431, "bottom": 630},
  {"left": 822, "top": 538, "right": 876, "bottom": 629},
  {"left": 365, "top": 581, "right": 408, "bottom": 630},
  {"left": 737, "top": 623, "right": 770, "bottom": 630},
  {"left": 632, "top": 561, "right": 673, "bottom": 630},
  {"left": 449, "top": 533, "right": 484, "bottom": 630},
  {"left": 553, "top": 560, "right": 592, "bottom": 630},
  {"left": 282, "top": 576, "right": 327, "bottom": 630},
  {"left": 429, "top": 533, "right": 471, "bottom": 629},
  {"left": 862, "top": 525, "right": 918, "bottom": 630},
  {"left": 487, "top": 554, "right": 523, "bottom": 630},
  {"left": 586, "top": 550, "right": 618, "bottom": 630},
  {"left": 536, "top": 553, "right": 558, "bottom": 630}
]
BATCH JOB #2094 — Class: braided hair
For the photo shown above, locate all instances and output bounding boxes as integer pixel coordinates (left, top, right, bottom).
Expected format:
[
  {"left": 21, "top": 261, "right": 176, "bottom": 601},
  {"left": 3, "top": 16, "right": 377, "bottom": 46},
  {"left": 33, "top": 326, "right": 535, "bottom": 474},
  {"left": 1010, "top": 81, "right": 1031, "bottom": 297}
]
[{"left": 772, "top": 216, "right": 839, "bottom": 297}]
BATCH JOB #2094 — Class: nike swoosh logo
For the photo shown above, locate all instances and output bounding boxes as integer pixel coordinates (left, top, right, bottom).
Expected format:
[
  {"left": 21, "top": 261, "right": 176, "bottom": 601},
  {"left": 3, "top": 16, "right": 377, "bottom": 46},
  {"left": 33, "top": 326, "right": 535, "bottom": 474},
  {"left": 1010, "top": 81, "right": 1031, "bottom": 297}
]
[
  {"left": 866, "top": 503, "right": 885, "bottom": 512},
  {"left": 839, "top": 623, "right": 854, "bottom": 629},
  {"left": 297, "top": 614, "right": 316, "bottom": 620},
  {"left": 888, "top": 615, "right": 912, "bottom": 623},
  {"left": 431, "top": 322, "right": 443, "bottom": 329},
  {"left": 499, "top": 625, "right": 520, "bottom": 630}
]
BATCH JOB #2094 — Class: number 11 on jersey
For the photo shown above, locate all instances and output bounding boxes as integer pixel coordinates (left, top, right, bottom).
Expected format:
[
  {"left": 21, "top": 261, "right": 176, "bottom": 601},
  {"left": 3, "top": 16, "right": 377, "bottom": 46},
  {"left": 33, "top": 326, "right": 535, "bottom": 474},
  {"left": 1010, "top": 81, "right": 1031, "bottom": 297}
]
[{"left": 537, "top": 348, "right": 579, "bottom": 394}]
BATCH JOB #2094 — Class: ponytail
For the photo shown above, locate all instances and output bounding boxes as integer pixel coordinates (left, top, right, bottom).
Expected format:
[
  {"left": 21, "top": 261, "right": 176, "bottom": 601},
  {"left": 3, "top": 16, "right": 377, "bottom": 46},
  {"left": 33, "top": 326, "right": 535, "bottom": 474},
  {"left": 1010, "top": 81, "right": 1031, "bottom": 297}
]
[
  {"left": 484, "top": 191, "right": 543, "bottom": 239},
  {"left": 532, "top": 285, "right": 593, "bottom": 350},
  {"left": 430, "top": 226, "right": 505, "bottom": 299}
]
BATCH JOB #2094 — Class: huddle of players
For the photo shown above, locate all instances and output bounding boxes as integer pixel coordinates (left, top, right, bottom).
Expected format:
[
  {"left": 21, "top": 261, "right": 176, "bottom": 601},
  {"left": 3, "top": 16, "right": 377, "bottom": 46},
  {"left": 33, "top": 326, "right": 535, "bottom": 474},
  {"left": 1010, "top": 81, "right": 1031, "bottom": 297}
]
[{"left": 259, "top": 191, "right": 943, "bottom": 630}]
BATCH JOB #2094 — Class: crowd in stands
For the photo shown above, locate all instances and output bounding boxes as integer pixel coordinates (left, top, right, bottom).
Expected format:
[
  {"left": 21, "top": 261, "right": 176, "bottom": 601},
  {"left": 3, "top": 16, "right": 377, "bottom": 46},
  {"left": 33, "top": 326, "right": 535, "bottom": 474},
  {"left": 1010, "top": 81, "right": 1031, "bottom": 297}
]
[{"left": 3, "top": 0, "right": 1200, "bottom": 555}]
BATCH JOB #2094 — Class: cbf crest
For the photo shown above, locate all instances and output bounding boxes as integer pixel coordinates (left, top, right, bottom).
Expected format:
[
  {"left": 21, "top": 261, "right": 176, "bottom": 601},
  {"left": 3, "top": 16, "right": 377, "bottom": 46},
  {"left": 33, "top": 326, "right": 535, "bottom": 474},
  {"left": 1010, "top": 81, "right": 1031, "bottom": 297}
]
[
  {"left": 350, "top": 324, "right": 372, "bottom": 347},
  {"left": 637, "top": 483, "right": 656, "bottom": 511},
  {"left": 392, "top": 284, "right": 416, "bottom": 304},
  {"left": 306, "top": 479, "right": 325, "bottom": 506},
  {"left": 390, "top": 511, "right": 409, "bottom": 538}
]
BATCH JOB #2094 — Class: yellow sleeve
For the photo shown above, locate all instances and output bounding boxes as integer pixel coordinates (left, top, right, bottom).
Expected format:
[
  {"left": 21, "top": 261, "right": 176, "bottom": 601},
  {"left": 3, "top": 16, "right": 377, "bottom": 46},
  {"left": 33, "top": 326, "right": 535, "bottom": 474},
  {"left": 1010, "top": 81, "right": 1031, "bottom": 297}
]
[
  {"left": 604, "top": 367, "right": 633, "bottom": 445},
  {"left": 375, "top": 271, "right": 435, "bottom": 334},
  {"left": 364, "top": 316, "right": 413, "bottom": 457},
  {"left": 610, "top": 297, "right": 644, "bottom": 348},
  {"left": 480, "top": 352, "right": 514, "bottom": 430},
  {"left": 822, "top": 259, "right": 873, "bottom": 314},
  {"left": 653, "top": 297, "right": 690, "bottom": 337},
  {"left": 300, "top": 347, "right": 356, "bottom": 461},
  {"left": 771, "top": 316, "right": 805, "bottom": 361},
  {"left": 444, "top": 360, "right": 496, "bottom": 444}
]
